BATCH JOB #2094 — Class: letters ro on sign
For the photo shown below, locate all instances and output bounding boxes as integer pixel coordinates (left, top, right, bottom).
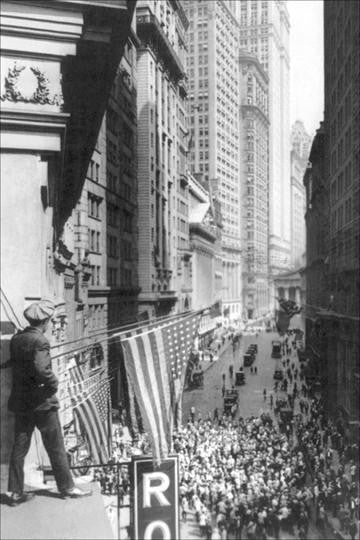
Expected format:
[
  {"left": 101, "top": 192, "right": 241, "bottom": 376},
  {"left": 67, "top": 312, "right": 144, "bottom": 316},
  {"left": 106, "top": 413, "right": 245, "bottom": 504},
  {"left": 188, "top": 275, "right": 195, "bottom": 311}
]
[{"left": 132, "top": 456, "right": 179, "bottom": 540}]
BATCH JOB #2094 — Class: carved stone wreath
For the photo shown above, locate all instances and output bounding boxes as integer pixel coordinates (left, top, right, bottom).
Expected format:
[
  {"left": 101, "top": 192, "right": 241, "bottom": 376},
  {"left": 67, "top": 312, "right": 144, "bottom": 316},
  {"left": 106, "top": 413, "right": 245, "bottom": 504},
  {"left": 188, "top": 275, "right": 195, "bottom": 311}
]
[{"left": 0, "top": 62, "right": 63, "bottom": 107}]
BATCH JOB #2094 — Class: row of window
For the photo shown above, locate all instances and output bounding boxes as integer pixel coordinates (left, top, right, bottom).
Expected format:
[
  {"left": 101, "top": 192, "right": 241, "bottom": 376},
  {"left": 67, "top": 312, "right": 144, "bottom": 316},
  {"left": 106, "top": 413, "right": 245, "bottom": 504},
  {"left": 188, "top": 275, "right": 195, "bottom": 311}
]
[
  {"left": 88, "top": 194, "right": 102, "bottom": 219},
  {"left": 88, "top": 160, "right": 100, "bottom": 182},
  {"left": 330, "top": 161, "right": 353, "bottom": 203},
  {"left": 331, "top": 198, "right": 355, "bottom": 233},
  {"left": 89, "top": 229, "right": 100, "bottom": 253},
  {"left": 107, "top": 267, "right": 132, "bottom": 287},
  {"left": 331, "top": 137, "right": 354, "bottom": 176},
  {"left": 330, "top": 91, "right": 352, "bottom": 144}
]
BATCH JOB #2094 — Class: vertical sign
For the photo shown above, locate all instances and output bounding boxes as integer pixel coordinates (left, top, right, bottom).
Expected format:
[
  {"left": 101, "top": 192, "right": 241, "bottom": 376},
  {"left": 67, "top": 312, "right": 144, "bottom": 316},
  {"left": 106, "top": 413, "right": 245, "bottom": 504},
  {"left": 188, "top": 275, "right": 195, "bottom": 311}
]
[{"left": 132, "top": 455, "right": 179, "bottom": 540}]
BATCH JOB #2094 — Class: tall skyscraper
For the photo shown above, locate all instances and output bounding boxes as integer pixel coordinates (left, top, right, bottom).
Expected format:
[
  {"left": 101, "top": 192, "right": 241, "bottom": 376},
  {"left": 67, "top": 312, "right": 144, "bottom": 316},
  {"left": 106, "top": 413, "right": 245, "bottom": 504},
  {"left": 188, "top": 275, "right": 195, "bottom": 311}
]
[
  {"left": 304, "top": 0, "right": 359, "bottom": 438},
  {"left": 184, "top": 0, "right": 242, "bottom": 321},
  {"left": 135, "top": 0, "right": 189, "bottom": 318},
  {"left": 237, "top": 0, "right": 291, "bottom": 275},
  {"left": 290, "top": 120, "right": 311, "bottom": 268},
  {"left": 238, "top": 51, "right": 270, "bottom": 319},
  {"left": 323, "top": 0, "right": 359, "bottom": 425},
  {"left": 291, "top": 120, "right": 312, "bottom": 161}
]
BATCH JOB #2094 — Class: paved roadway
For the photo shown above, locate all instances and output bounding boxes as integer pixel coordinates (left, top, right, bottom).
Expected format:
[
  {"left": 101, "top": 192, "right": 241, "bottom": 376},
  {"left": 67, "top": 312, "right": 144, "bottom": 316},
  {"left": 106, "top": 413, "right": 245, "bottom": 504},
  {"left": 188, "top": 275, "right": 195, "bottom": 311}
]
[
  {"left": 181, "top": 315, "right": 331, "bottom": 540},
  {"left": 183, "top": 316, "right": 304, "bottom": 423}
]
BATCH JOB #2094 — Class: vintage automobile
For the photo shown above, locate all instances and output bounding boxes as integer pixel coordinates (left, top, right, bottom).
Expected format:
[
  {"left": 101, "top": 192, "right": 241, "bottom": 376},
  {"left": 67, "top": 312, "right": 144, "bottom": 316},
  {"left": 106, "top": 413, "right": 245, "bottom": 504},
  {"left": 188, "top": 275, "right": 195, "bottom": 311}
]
[
  {"left": 273, "top": 368, "right": 284, "bottom": 380},
  {"left": 271, "top": 340, "right": 282, "bottom": 358},
  {"left": 191, "top": 371, "right": 204, "bottom": 387},
  {"left": 235, "top": 371, "right": 245, "bottom": 386},
  {"left": 223, "top": 388, "right": 239, "bottom": 414},
  {"left": 244, "top": 353, "right": 254, "bottom": 367},
  {"left": 249, "top": 343, "right": 258, "bottom": 353}
]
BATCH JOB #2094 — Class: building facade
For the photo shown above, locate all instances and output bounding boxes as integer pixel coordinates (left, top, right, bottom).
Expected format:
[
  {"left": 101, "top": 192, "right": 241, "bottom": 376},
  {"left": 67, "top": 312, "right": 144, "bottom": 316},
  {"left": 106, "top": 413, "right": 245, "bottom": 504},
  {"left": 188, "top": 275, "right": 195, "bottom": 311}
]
[
  {"left": 0, "top": 0, "right": 135, "bottom": 463},
  {"left": 188, "top": 173, "right": 222, "bottom": 343},
  {"left": 290, "top": 155, "right": 306, "bottom": 269},
  {"left": 291, "top": 119, "right": 312, "bottom": 161},
  {"left": 184, "top": 0, "right": 242, "bottom": 322},
  {"left": 322, "top": 0, "right": 359, "bottom": 434},
  {"left": 238, "top": 51, "right": 270, "bottom": 319},
  {"left": 303, "top": 122, "right": 330, "bottom": 407},
  {"left": 290, "top": 120, "right": 311, "bottom": 268},
  {"left": 237, "top": 0, "right": 291, "bottom": 275},
  {"left": 135, "top": 0, "right": 189, "bottom": 318},
  {"left": 72, "top": 30, "right": 140, "bottom": 406}
]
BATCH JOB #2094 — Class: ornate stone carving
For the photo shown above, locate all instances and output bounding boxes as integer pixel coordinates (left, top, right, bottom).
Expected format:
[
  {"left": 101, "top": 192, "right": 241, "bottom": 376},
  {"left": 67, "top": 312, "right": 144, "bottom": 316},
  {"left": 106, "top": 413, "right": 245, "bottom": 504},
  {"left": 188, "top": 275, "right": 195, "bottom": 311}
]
[
  {"left": 53, "top": 239, "right": 75, "bottom": 274},
  {"left": 1, "top": 63, "right": 25, "bottom": 101},
  {"left": 1, "top": 62, "right": 63, "bottom": 108},
  {"left": 51, "top": 301, "right": 68, "bottom": 344},
  {"left": 29, "top": 67, "right": 62, "bottom": 106}
]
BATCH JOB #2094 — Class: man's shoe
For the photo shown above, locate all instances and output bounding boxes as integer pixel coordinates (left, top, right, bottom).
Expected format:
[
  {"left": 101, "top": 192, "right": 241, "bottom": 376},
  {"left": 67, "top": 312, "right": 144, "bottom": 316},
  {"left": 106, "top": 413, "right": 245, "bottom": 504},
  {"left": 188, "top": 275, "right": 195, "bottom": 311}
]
[
  {"left": 60, "top": 487, "right": 92, "bottom": 499},
  {"left": 8, "top": 492, "right": 35, "bottom": 507}
]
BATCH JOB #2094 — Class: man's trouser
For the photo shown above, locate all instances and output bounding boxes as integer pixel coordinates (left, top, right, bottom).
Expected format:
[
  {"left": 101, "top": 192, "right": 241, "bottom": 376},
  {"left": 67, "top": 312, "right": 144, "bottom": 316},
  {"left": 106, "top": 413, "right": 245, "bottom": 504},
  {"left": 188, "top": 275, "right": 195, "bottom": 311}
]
[{"left": 8, "top": 409, "right": 75, "bottom": 494}]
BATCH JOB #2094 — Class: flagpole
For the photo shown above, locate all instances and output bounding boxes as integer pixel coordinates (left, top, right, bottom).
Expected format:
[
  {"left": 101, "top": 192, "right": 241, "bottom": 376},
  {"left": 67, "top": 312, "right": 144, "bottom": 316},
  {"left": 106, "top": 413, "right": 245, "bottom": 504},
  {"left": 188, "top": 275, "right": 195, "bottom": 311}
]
[{"left": 169, "top": 411, "right": 174, "bottom": 453}]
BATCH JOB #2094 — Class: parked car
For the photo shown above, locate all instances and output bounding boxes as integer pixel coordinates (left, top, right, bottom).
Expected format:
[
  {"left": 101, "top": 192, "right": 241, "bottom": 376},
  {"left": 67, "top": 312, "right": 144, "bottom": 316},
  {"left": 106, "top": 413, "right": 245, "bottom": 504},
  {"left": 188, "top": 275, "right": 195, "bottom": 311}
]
[
  {"left": 271, "top": 340, "right": 282, "bottom": 358},
  {"left": 273, "top": 368, "right": 284, "bottom": 380},
  {"left": 223, "top": 389, "right": 239, "bottom": 414},
  {"left": 235, "top": 371, "right": 245, "bottom": 386},
  {"left": 244, "top": 353, "right": 254, "bottom": 367}
]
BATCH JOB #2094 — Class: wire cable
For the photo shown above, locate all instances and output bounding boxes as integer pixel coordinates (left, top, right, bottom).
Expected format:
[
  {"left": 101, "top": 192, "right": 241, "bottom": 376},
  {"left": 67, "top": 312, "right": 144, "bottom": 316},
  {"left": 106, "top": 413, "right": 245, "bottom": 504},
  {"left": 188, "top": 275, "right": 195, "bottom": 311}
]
[
  {"left": 50, "top": 310, "right": 196, "bottom": 350},
  {"left": 0, "top": 287, "right": 23, "bottom": 329},
  {"left": 51, "top": 309, "right": 204, "bottom": 360}
]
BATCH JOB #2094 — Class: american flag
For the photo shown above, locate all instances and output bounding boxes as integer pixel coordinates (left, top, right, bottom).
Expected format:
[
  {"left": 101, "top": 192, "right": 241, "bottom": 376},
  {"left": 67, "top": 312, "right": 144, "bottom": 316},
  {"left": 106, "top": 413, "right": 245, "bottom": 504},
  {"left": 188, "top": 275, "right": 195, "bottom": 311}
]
[
  {"left": 68, "top": 362, "right": 111, "bottom": 464},
  {"left": 121, "top": 312, "right": 202, "bottom": 462}
]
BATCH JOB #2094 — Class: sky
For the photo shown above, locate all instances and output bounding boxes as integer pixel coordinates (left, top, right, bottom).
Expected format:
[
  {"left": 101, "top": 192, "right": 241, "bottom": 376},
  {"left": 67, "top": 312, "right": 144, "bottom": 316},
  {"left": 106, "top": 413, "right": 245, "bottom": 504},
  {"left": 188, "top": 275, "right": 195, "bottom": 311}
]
[{"left": 287, "top": 0, "right": 324, "bottom": 137}]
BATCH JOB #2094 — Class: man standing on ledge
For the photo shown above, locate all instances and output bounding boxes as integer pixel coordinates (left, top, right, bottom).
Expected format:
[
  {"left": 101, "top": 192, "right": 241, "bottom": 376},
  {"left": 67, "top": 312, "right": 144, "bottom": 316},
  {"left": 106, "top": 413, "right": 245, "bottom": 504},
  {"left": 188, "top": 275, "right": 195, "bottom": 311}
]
[{"left": 6, "top": 299, "right": 92, "bottom": 506}]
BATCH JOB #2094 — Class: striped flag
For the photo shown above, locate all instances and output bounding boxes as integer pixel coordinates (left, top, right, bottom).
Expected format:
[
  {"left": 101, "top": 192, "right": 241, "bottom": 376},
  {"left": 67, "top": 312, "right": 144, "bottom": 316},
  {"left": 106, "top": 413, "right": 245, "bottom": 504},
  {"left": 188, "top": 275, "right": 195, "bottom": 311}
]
[
  {"left": 121, "top": 312, "right": 202, "bottom": 462},
  {"left": 68, "top": 362, "right": 111, "bottom": 464}
]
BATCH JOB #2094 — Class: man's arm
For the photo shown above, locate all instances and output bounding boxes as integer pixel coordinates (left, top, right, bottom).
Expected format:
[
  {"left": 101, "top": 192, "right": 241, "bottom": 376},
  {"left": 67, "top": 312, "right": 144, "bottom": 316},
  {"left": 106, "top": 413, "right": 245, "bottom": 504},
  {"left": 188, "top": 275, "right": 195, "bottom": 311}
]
[{"left": 33, "top": 338, "right": 59, "bottom": 392}]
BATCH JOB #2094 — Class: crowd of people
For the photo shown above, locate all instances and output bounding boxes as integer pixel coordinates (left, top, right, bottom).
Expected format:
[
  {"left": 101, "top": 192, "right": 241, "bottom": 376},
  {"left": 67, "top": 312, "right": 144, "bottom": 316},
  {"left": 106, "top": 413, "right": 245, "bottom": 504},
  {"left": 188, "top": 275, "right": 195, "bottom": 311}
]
[
  {"left": 92, "top": 428, "right": 151, "bottom": 499},
  {"left": 172, "top": 327, "right": 359, "bottom": 540},
  {"left": 295, "top": 401, "right": 359, "bottom": 539},
  {"left": 90, "top": 324, "right": 359, "bottom": 540},
  {"left": 174, "top": 413, "right": 313, "bottom": 539}
]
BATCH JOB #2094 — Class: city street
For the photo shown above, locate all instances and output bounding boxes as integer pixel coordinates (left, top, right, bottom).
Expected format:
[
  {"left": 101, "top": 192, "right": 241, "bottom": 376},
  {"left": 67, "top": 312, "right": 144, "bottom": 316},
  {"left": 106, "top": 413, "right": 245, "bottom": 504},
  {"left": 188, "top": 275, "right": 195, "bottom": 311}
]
[
  {"left": 180, "top": 316, "right": 333, "bottom": 540},
  {"left": 183, "top": 316, "right": 303, "bottom": 424}
]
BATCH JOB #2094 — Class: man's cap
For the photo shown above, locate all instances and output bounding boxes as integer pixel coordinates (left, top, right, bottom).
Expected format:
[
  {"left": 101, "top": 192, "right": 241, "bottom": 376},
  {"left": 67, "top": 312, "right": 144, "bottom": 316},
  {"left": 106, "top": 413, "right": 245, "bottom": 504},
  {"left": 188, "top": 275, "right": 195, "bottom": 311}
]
[{"left": 24, "top": 299, "right": 56, "bottom": 322}]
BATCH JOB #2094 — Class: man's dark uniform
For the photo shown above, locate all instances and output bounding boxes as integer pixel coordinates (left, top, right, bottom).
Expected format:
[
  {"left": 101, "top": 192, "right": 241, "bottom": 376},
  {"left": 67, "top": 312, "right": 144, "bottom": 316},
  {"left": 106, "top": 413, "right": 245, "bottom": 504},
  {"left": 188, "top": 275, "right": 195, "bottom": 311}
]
[{"left": 7, "top": 306, "right": 75, "bottom": 496}]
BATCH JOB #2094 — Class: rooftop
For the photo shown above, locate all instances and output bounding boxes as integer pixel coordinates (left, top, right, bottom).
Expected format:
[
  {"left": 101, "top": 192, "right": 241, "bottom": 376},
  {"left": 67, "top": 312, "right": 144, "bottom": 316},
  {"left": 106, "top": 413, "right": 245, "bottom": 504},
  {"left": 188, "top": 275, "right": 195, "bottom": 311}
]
[{"left": 1, "top": 465, "right": 113, "bottom": 540}]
